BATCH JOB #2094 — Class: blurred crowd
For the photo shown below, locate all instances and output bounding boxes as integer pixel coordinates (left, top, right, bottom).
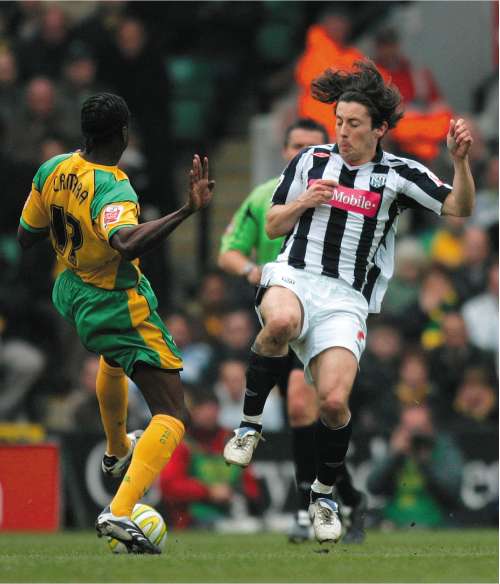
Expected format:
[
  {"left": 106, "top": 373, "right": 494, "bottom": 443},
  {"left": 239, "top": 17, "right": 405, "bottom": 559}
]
[{"left": 0, "top": 2, "right": 497, "bottom": 530}]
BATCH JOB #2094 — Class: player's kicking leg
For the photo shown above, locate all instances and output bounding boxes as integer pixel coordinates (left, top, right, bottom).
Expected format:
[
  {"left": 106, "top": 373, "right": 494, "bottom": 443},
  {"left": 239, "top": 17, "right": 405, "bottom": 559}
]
[
  {"left": 308, "top": 348, "right": 358, "bottom": 543},
  {"left": 96, "top": 364, "right": 185, "bottom": 554},
  {"left": 223, "top": 286, "right": 302, "bottom": 466}
]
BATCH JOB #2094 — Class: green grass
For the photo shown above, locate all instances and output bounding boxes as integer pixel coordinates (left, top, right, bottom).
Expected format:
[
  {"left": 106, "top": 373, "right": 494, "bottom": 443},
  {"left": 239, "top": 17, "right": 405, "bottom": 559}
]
[{"left": 0, "top": 529, "right": 497, "bottom": 583}]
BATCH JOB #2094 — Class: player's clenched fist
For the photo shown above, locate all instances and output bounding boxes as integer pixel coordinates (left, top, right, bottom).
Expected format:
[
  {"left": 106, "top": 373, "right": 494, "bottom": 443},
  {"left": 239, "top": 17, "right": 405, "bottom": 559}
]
[
  {"left": 187, "top": 154, "right": 215, "bottom": 212},
  {"left": 298, "top": 179, "right": 338, "bottom": 208},
  {"left": 447, "top": 118, "right": 473, "bottom": 160}
]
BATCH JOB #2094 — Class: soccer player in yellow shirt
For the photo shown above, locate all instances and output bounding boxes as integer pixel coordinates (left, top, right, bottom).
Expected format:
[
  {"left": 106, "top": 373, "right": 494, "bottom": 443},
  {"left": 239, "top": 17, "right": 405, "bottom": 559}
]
[{"left": 18, "top": 93, "right": 214, "bottom": 553}]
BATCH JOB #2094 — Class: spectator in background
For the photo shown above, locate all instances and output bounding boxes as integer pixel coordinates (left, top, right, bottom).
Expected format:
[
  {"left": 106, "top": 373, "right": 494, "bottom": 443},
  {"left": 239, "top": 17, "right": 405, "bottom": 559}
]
[
  {"left": 462, "top": 262, "right": 498, "bottom": 359},
  {"left": 470, "top": 156, "right": 498, "bottom": 250},
  {"left": 451, "top": 368, "right": 497, "bottom": 429},
  {"left": 97, "top": 16, "right": 172, "bottom": 211},
  {"left": 0, "top": 48, "right": 21, "bottom": 121},
  {"left": 60, "top": 41, "right": 103, "bottom": 123},
  {"left": 353, "top": 317, "right": 402, "bottom": 432},
  {"left": 295, "top": 6, "right": 365, "bottom": 139},
  {"left": 214, "top": 310, "right": 256, "bottom": 363},
  {"left": 367, "top": 405, "right": 463, "bottom": 528},
  {"left": 73, "top": 0, "right": 127, "bottom": 64},
  {"left": 0, "top": 328, "right": 46, "bottom": 422},
  {"left": 427, "top": 216, "right": 466, "bottom": 270},
  {"left": 15, "top": 4, "right": 71, "bottom": 80},
  {"left": 39, "top": 135, "right": 69, "bottom": 164},
  {"left": 43, "top": 354, "right": 100, "bottom": 432},
  {"left": 428, "top": 312, "right": 496, "bottom": 410},
  {"left": 160, "top": 390, "right": 262, "bottom": 529},
  {"left": 0, "top": 115, "right": 33, "bottom": 234},
  {"left": 164, "top": 311, "right": 214, "bottom": 385},
  {"left": 475, "top": 69, "right": 498, "bottom": 152},
  {"left": 186, "top": 271, "right": 232, "bottom": 340},
  {"left": 383, "top": 238, "right": 428, "bottom": 316},
  {"left": 452, "top": 226, "right": 491, "bottom": 302},
  {"left": 118, "top": 129, "right": 150, "bottom": 195},
  {"left": 214, "top": 359, "right": 284, "bottom": 431},
  {"left": 392, "top": 351, "right": 439, "bottom": 421},
  {"left": 372, "top": 28, "right": 451, "bottom": 162},
  {"left": 400, "top": 265, "right": 459, "bottom": 350},
  {"left": 6, "top": 77, "right": 76, "bottom": 166}
]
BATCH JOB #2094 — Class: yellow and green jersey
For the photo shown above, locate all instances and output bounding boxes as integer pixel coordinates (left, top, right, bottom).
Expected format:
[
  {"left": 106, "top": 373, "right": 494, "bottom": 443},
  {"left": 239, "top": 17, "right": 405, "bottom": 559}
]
[{"left": 20, "top": 152, "right": 141, "bottom": 290}]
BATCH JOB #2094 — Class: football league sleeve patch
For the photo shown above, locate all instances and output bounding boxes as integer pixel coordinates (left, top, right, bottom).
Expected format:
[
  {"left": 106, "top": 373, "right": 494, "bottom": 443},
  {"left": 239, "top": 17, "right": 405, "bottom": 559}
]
[{"left": 98, "top": 201, "right": 139, "bottom": 241}]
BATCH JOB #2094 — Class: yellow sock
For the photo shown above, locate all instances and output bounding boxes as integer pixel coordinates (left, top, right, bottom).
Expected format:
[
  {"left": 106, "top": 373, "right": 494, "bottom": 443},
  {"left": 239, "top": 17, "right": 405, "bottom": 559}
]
[
  {"left": 110, "top": 414, "right": 185, "bottom": 517},
  {"left": 96, "top": 356, "right": 130, "bottom": 458}
]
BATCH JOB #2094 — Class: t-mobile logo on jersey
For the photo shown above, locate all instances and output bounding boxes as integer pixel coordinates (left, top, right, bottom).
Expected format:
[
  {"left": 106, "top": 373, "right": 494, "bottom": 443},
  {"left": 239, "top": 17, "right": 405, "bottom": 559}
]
[{"left": 308, "top": 180, "right": 382, "bottom": 218}]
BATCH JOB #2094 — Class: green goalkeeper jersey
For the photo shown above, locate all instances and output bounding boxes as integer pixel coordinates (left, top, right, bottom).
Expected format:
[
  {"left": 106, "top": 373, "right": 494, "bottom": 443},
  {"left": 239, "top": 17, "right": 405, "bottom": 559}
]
[{"left": 220, "top": 177, "right": 284, "bottom": 264}]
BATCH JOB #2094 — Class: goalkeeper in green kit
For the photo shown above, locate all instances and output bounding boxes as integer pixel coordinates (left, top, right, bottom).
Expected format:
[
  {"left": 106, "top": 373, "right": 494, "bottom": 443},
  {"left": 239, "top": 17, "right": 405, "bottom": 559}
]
[{"left": 218, "top": 119, "right": 366, "bottom": 543}]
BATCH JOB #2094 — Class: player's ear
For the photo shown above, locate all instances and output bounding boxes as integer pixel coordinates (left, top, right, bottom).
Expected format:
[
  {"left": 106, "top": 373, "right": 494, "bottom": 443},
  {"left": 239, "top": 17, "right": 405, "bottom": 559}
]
[{"left": 374, "top": 121, "right": 388, "bottom": 139}]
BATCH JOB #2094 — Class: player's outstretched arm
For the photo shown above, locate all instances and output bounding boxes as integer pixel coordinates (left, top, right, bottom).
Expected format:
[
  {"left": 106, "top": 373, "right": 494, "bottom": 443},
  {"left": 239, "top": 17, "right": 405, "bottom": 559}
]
[
  {"left": 442, "top": 118, "right": 475, "bottom": 217},
  {"left": 111, "top": 155, "right": 215, "bottom": 260},
  {"left": 266, "top": 179, "right": 337, "bottom": 239}
]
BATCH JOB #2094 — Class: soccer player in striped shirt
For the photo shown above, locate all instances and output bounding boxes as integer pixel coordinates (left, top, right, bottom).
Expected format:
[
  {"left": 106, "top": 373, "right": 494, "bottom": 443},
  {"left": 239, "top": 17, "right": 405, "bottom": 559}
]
[
  {"left": 18, "top": 93, "right": 214, "bottom": 553},
  {"left": 224, "top": 60, "right": 475, "bottom": 543},
  {"left": 219, "top": 119, "right": 366, "bottom": 543}
]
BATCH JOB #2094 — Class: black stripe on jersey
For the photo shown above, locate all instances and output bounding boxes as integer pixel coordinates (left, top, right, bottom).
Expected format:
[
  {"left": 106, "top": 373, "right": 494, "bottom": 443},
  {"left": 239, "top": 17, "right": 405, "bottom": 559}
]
[
  {"left": 321, "top": 165, "right": 357, "bottom": 278},
  {"left": 288, "top": 147, "right": 331, "bottom": 270},
  {"left": 352, "top": 164, "right": 389, "bottom": 290},
  {"left": 362, "top": 200, "right": 399, "bottom": 303},
  {"left": 272, "top": 148, "right": 310, "bottom": 205},
  {"left": 393, "top": 163, "right": 450, "bottom": 204},
  {"left": 362, "top": 264, "right": 381, "bottom": 303},
  {"left": 287, "top": 209, "right": 314, "bottom": 269}
]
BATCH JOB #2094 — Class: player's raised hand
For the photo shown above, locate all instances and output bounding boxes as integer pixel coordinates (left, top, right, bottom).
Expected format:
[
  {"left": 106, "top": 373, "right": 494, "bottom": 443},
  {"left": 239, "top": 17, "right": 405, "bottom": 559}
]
[
  {"left": 187, "top": 155, "right": 215, "bottom": 212},
  {"left": 447, "top": 118, "right": 473, "bottom": 160},
  {"left": 298, "top": 179, "right": 338, "bottom": 208}
]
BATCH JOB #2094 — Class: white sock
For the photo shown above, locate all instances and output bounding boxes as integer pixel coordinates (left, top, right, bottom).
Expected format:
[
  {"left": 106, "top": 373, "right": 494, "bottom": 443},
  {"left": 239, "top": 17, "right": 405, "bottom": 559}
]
[
  {"left": 243, "top": 413, "right": 263, "bottom": 425},
  {"left": 311, "top": 478, "right": 333, "bottom": 495}
]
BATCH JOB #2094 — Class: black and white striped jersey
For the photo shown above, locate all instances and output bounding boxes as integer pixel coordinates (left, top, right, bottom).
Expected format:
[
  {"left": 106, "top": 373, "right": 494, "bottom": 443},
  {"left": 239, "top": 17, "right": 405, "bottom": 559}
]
[{"left": 271, "top": 143, "right": 452, "bottom": 313}]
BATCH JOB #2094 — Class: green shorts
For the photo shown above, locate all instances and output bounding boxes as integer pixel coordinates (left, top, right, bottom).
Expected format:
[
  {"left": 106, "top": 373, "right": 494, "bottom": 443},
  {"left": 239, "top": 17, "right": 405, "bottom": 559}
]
[{"left": 52, "top": 269, "right": 183, "bottom": 377}]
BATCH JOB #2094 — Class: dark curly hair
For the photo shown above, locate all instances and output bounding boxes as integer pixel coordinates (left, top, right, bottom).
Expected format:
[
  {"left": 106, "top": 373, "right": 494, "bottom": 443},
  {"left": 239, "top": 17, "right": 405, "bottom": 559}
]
[
  {"left": 311, "top": 60, "right": 403, "bottom": 130},
  {"left": 81, "top": 93, "right": 130, "bottom": 151}
]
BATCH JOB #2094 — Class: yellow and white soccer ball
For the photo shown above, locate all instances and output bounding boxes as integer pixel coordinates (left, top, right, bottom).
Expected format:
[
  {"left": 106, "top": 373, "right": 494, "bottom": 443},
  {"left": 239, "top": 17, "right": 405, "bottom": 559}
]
[{"left": 107, "top": 504, "right": 168, "bottom": 554}]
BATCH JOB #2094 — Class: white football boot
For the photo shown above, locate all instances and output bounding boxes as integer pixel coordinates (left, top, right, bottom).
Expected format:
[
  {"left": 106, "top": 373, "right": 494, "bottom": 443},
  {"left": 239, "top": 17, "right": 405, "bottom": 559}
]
[
  {"left": 101, "top": 430, "right": 143, "bottom": 478},
  {"left": 96, "top": 506, "right": 160, "bottom": 554},
  {"left": 309, "top": 497, "right": 343, "bottom": 543},
  {"left": 223, "top": 427, "right": 264, "bottom": 467}
]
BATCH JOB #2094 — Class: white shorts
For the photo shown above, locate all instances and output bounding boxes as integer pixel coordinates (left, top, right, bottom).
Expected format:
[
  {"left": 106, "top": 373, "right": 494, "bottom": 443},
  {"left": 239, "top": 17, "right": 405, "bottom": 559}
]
[{"left": 258, "top": 262, "right": 368, "bottom": 384}]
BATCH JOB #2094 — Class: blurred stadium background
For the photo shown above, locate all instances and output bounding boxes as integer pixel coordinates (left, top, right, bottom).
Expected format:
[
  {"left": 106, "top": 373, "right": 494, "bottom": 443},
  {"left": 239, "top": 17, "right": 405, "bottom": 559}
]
[{"left": 0, "top": 0, "right": 497, "bottom": 549}]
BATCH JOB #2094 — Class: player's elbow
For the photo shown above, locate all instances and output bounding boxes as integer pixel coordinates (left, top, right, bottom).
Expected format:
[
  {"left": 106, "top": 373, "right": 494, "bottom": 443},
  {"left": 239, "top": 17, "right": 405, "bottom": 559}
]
[
  {"left": 446, "top": 201, "right": 474, "bottom": 218},
  {"left": 442, "top": 193, "right": 474, "bottom": 218},
  {"left": 110, "top": 234, "right": 138, "bottom": 261}
]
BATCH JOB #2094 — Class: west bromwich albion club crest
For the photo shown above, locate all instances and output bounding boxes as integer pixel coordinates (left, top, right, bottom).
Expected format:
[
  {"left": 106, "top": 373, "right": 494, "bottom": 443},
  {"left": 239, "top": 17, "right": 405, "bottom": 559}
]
[{"left": 370, "top": 174, "right": 387, "bottom": 189}]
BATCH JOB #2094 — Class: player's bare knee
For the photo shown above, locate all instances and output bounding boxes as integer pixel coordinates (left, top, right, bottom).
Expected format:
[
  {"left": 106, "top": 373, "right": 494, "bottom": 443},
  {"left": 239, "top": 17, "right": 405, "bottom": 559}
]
[
  {"left": 318, "top": 392, "right": 349, "bottom": 426},
  {"left": 263, "top": 314, "right": 298, "bottom": 345}
]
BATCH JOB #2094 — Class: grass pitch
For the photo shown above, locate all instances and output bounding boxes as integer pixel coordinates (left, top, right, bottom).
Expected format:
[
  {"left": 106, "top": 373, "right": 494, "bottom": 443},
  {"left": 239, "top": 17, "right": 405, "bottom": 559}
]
[{"left": 0, "top": 529, "right": 497, "bottom": 583}]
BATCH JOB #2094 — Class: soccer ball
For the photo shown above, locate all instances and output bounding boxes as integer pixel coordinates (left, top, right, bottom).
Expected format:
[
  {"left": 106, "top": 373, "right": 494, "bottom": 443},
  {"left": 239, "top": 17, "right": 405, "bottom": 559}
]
[{"left": 107, "top": 504, "right": 168, "bottom": 554}]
